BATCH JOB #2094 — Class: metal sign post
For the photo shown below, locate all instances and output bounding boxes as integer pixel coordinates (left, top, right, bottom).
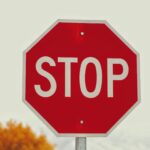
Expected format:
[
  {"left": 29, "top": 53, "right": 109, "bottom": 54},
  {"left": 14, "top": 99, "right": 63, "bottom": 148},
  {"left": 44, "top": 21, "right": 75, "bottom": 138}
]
[{"left": 75, "top": 137, "right": 86, "bottom": 150}]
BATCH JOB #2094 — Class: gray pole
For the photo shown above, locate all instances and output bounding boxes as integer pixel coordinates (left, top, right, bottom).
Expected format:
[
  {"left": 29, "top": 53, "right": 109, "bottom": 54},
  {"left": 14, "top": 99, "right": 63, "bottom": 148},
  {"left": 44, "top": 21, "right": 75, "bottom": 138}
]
[{"left": 75, "top": 137, "right": 86, "bottom": 150}]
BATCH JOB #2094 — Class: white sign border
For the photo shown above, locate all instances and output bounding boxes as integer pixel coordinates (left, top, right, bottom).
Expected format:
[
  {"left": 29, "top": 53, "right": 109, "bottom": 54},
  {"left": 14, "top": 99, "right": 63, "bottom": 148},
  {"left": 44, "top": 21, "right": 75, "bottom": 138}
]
[{"left": 23, "top": 19, "right": 141, "bottom": 137}]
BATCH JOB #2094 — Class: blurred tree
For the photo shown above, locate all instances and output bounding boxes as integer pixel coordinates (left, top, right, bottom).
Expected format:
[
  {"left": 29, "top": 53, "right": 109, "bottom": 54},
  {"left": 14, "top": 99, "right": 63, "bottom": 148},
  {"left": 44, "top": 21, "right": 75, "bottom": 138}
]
[{"left": 0, "top": 121, "right": 54, "bottom": 150}]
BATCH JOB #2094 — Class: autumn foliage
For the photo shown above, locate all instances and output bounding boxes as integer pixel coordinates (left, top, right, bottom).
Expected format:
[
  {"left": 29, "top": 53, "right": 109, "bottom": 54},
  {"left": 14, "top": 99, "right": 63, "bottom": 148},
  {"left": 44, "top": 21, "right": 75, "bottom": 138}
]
[{"left": 0, "top": 121, "right": 54, "bottom": 150}]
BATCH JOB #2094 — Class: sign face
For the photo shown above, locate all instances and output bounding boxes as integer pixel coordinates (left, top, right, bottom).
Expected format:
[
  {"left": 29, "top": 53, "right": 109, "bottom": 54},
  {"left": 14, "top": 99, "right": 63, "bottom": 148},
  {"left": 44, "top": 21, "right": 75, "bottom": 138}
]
[{"left": 23, "top": 20, "right": 140, "bottom": 136}]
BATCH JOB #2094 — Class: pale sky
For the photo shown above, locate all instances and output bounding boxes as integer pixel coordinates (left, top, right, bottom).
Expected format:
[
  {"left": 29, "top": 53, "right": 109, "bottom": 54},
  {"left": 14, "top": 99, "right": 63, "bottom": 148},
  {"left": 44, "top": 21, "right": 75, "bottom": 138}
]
[{"left": 0, "top": 0, "right": 150, "bottom": 149}]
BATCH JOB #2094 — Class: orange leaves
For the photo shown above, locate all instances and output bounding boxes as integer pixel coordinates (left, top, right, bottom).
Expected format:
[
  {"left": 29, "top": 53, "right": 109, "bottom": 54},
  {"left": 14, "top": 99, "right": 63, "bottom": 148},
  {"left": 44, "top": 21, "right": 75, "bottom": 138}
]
[{"left": 0, "top": 121, "right": 54, "bottom": 150}]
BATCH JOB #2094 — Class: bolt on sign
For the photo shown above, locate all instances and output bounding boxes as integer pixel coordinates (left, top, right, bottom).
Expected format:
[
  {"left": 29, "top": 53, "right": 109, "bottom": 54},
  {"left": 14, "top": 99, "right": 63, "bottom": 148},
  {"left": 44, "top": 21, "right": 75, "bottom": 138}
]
[{"left": 23, "top": 20, "right": 140, "bottom": 137}]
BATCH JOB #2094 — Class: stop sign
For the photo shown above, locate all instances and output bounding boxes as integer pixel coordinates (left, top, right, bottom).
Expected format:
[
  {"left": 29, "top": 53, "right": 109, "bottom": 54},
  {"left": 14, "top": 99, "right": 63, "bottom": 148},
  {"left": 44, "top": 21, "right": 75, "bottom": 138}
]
[{"left": 23, "top": 20, "right": 140, "bottom": 136}]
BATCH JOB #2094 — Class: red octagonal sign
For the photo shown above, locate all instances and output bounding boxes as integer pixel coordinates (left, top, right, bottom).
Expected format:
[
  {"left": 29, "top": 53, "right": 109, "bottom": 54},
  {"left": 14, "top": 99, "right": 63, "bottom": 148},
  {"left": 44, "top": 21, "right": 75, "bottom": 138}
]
[{"left": 23, "top": 20, "right": 140, "bottom": 136}]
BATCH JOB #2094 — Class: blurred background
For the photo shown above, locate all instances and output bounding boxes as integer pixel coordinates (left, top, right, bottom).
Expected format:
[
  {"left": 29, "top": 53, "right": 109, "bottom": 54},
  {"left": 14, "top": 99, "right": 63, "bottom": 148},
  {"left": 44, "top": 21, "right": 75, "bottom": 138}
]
[{"left": 0, "top": 0, "right": 150, "bottom": 149}]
